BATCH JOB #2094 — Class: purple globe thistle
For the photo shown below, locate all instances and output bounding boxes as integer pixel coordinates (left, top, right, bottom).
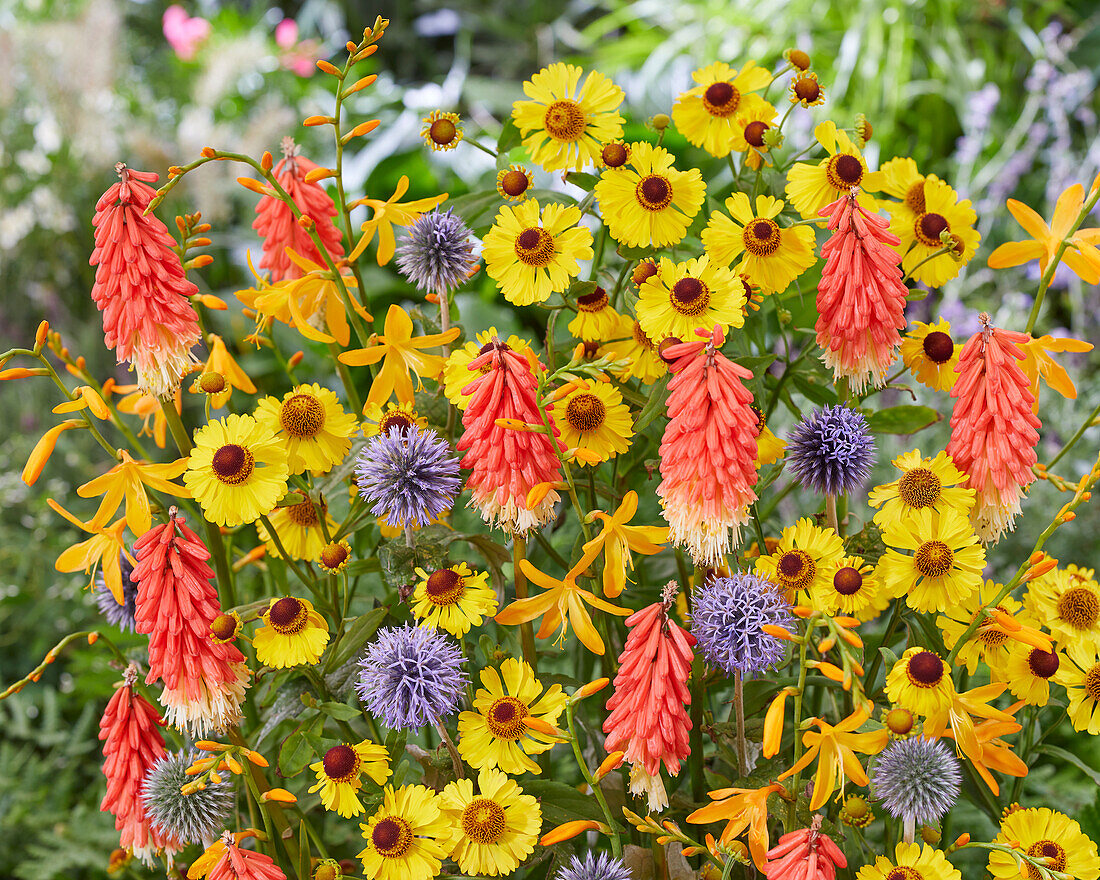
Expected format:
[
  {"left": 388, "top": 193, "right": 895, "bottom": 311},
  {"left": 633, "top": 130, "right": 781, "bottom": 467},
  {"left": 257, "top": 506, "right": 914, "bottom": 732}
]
[
  {"left": 355, "top": 426, "right": 461, "bottom": 528},
  {"left": 691, "top": 572, "right": 794, "bottom": 675},
  {"left": 786, "top": 404, "right": 875, "bottom": 495},
  {"left": 141, "top": 751, "right": 233, "bottom": 844},
  {"left": 556, "top": 852, "right": 633, "bottom": 880},
  {"left": 871, "top": 737, "right": 961, "bottom": 827},
  {"left": 356, "top": 624, "right": 467, "bottom": 730},
  {"left": 395, "top": 209, "right": 477, "bottom": 296},
  {"left": 94, "top": 550, "right": 138, "bottom": 632}
]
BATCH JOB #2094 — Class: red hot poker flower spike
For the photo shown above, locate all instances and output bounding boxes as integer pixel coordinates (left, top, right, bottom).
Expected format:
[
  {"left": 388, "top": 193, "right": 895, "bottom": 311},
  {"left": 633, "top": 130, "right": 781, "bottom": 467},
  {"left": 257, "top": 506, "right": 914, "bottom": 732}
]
[
  {"left": 208, "top": 833, "right": 287, "bottom": 880},
  {"left": 765, "top": 816, "right": 848, "bottom": 880}
]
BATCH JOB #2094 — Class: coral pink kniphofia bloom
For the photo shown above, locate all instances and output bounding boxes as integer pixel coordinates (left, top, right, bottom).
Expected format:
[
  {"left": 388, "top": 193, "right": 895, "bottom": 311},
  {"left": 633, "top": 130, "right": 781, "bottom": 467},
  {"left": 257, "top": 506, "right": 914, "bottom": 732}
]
[
  {"left": 815, "top": 188, "right": 908, "bottom": 393},
  {"left": 99, "top": 666, "right": 179, "bottom": 864},
  {"left": 90, "top": 164, "right": 202, "bottom": 397},
  {"left": 132, "top": 511, "right": 249, "bottom": 735},
  {"left": 253, "top": 137, "right": 345, "bottom": 282},
  {"left": 657, "top": 324, "right": 759, "bottom": 565},
  {"left": 456, "top": 337, "right": 563, "bottom": 534},
  {"left": 208, "top": 832, "right": 287, "bottom": 880},
  {"left": 765, "top": 816, "right": 848, "bottom": 880},
  {"left": 946, "top": 313, "right": 1041, "bottom": 543},
  {"left": 603, "top": 587, "right": 696, "bottom": 812}
]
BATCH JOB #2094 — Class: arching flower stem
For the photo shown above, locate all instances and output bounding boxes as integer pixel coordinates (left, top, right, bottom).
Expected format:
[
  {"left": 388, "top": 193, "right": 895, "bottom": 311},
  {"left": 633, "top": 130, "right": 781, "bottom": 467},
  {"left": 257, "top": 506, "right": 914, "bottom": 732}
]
[{"left": 565, "top": 697, "right": 622, "bottom": 858}]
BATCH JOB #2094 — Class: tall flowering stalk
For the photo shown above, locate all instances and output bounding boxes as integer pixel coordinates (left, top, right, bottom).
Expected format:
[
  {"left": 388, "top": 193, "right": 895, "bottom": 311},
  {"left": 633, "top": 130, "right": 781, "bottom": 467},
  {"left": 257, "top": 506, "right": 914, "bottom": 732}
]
[
  {"left": 946, "top": 314, "right": 1040, "bottom": 542},
  {"left": 132, "top": 511, "right": 249, "bottom": 735},
  {"left": 90, "top": 164, "right": 202, "bottom": 397},
  {"left": 657, "top": 325, "right": 759, "bottom": 565},
  {"left": 815, "top": 189, "right": 907, "bottom": 392},
  {"left": 456, "top": 338, "right": 564, "bottom": 534}
]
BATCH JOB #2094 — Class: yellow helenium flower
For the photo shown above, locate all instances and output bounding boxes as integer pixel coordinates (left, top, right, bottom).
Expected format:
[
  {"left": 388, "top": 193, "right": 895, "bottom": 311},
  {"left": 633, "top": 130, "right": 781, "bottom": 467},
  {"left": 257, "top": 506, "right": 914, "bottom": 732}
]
[
  {"left": 567, "top": 285, "right": 621, "bottom": 341},
  {"left": 1002, "top": 639, "right": 1064, "bottom": 707},
  {"left": 876, "top": 156, "right": 935, "bottom": 220},
  {"left": 1025, "top": 564, "right": 1100, "bottom": 654},
  {"left": 189, "top": 334, "right": 257, "bottom": 408},
  {"left": 785, "top": 121, "right": 883, "bottom": 220},
  {"left": 411, "top": 563, "right": 499, "bottom": 638},
  {"left": 988, "top": 183, "right": 1100, "bottom": 283},
  {"left": 885, "top": 648, "right": 956, "bottom": 717},
  {"left": 358, "top": 784, "right": 452, "bottom": 880},
  {"left": 550, "top": 380, "right": 633, "bottom": 466},
  {"left": 349, "top": 176, "right": 448, "bottom": 266},
  {"left": 253, "top": 596, "right": 330, "bottom": 669},
  {"left": 309, "top": 741, "right": 391, "bottom": 818},
  {"left": 254, "top": 383, "right": 357, "bottom": 475},
  {"left": 183, "top": 413, "right": 289, "bottom": 527},
  {"left": 439, "top": 768, "right": 541, "bottom": 877},
  {"left": 702, "top": 193, "right": 817, "bottom": 294},
  {"left": 1057, "top": 645, "right": 1100, "bottom": 735},
  {"left": 339, "top": 304, "right": 460, "bottom": 409},
  {"left": 936, "top": 579, "right": 1021, "bottom": 677},
  {"left": 255, "top": 491, "right": 335, "bottom": 562},
  {"left": 511, "top": 62, "right": 625, "bottom": 172},
  {"left": 889, "top": 177, "right": 981, "bottom": 287},
  {"left": 598, "top": 314, "right": 668, "bottom": 385},
  {"left": 868, "top": 449, "right": 975, "bottom": 529},
  {"left": 636, "top": 255, "right": 745, "bottom": 342},
  {"left": 670, "top": 61, "right": 772, "bottom": 157},
  {"left": 593, "top": 141, "right": 705, "bottom": 248},
  {"left": 776, "top": 707, "right": 889, "bottom": 811},
  {"left": 987, "top": 807, "right": 1100, "bottom": 880},
  {"left": 730, "top": 97, "right": 779, "bottom": 170},
  {"left": 443, "top": 328, "right": 542, "bottom": 410},
  {"left": 754, "top": 517, "right": 844, "bottom": 603},
  {"left": 481, "top": 199, "right": 593, "bottom": 306},
  {"left": 877, "top": 507, "right": 985, "bottom": 613},
  {"left": 899, "top": 318, "right": 960, "bottom": 391},
  {"left": 457, "top": 658, "right": 567, "bottom": 775},
  {"left": 77, "top": 450, "right": 190, "bottom": 536},
  {"left": 362, "top": 400, "right": 429, "bottom": 437},
  {"left": 421, "top": 110, "right": 463, "bottom": 152},
  {"left": 581, "top": 490, "right": 668, "bottom": 598},
  {"left": 812, "top": 555, "right": 889, "bottom": 622},
  {"left": 856, "top": 843, "right": 962, "bottom": 880},
  {"left": 47, "top": 498, "right": 131, "bottom": 601}
]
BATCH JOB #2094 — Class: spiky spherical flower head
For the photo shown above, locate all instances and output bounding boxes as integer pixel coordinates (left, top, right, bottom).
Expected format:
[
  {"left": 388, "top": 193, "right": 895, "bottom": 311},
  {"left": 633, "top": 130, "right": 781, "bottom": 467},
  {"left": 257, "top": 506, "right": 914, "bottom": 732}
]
[
  {"left": 94, "top": 550, "right": 138, "bottom": 632},
  {"left": 691, "top": 572, "right": 794, "bottom": 675},
  {"left": 141, "top": 751, "right": 234, "bottom": 845},
  {"left": 356, "top": 624, "right": 467, "bottom": 730},
  {"left": 556, "top": 851, "right": 633, "bottom": 880},
  {"left": 871, "top": 736, "right": 961, "bottom": 826},
  {"left": 355, "top": 426, "right": 461, "bottom": 529},
  {"left": 395, "top": 209, "right": 477, "bottom": 296},
  {"left": 786, "top": 404, "right": 876, "bottom": 495}
]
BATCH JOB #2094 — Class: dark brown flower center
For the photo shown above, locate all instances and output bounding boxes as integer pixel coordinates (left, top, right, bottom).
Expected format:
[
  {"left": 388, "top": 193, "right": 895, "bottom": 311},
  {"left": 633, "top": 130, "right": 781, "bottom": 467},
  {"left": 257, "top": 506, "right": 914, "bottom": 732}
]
[
  {"left": 320, "top": 542, "right": 349, "bottom": 571},
  {"left": 826, "top": 154, "right": 864, "bottom": 189},
  {"left": 428, "top": 118, "right": 458, "bottom": 146},
  {"left": 499, "top": 169, "right": 530, "bottom": 198},
  {"left": 793, "top": 75, "right": 822, "bottom": 103},
  {"left": 577, "top": 287, "right": 609, "bottom": 312},
  {"left": 833, "top": 567, "right": 863, "bottom": 596},
  {"left": 371, "top": 816, "right": 413, "bottom": 857},
  {"left": 703, "top": 81, "right": 740, "bottom": 117},
  {"left": 905, "top": 180, "right": 927, "bottom": 214},
  {"left": 268, "top": 596, "right": 308, "bottom": 634},
  {"left": 1086, "top": 664, "right": 1100, "bottom": 701},
  {"left": 323, "top": 744, "right": 360, "bottom": 782},
  {"left": 425, "top": 568, "right": 465, "bottom": 606},
  {"left": 602, "top": 143, "right": 629, "bottom": 168},
  {"left": 281, "top": 393, "right": 326, "bottom": 438},
  {"left": 211, "top": 444, "right": 254, "bottom": 485},
  {"left": 636, "top": 174, "right": 673, "bottom": 211},
  {"left": 565, "top": 393, "right": 606, "bottom": 433},
  {"left": 885, "top": 868, "right": 922, "bottom": 880},
  {"left": 907, "top": 651, "right": 944, "bottom": 686},
  {"left": 461, "top": 797, "right": 508, "bottom": 844},
  {"left": 378, "top": 412, "right": 415, "bottom": 435},
  {"left": 1027, "top": 649, "right": 1059, "bottom": 679},
  {"left": 743, "top": 218, "right": 780, "bottom": 256},
  {"left": 743, "top": 120, "right": 769, "bottom": 148},
  {"left": 632, "top": 320, "right": 656, "bottom": 350},
  {"left": 670, "top": 276, "right": 710, "bottom": 316},
  {"left": 632, "top": 260, "right": 659, "bottom": 286},
  {"left": 914, "top": 540, "right": 953, "bottom": 578},
  {"left": 514, "top": 227, "right": 556, "bottom": 267},
  {"left": 1057, "top": 586, "right": 1100, "bottom": 629},
  {"left": 898, "top": 467, "right": 942, "bottom": 509},
  {"left": 922, "top": 331, "right": 954, "bottom": 364},
  {"left": 776, "top": 549, "right": 816, "bottom": 592},
  {"left": 543, "top": 100, "right": 586, "bottom": 141},
  {"left": 1026, "top": 841, "right": 1067, "bottom": 879},
  {"left": 916, "top": 212, "right": 950, "bottom": 248},
  {"left": 487, "top": 696, "right": 528, "bottom": 740}
]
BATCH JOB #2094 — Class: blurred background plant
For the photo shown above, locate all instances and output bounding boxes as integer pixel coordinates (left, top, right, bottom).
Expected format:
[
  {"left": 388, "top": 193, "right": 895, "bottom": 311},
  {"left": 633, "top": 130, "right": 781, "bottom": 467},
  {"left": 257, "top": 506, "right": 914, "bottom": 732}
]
[{"left": 2, "top": 0, "right": 1099, "bottom": 876}]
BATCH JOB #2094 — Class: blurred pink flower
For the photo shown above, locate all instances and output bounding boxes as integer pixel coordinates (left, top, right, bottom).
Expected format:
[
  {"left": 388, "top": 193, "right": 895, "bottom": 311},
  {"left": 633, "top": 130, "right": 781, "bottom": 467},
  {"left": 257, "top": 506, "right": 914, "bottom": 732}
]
[
  {"left": 275, "top": 17, "right": 320, "bottom": 77},
  {"left": 162, "top": 5, "right": 211, "bottom": 61}
]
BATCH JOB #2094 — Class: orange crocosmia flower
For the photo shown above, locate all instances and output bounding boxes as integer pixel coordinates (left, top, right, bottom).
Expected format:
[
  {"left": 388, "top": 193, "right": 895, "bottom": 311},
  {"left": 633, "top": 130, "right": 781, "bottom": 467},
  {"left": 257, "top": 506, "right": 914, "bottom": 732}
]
[
  {"left": 114, "top": 384, "right": 178, "bottom": 449},
  {"left": 777, "top": 707, "right": 889, "bottom": 811},
  {"left": 339, "top": 304, "right": 459, "bottom": 408},
  {"left": 686, "top": 783, "right": 783, "bottom": 871},
  {"left": 47, "top": 498, "right": 132, "bottom": 602},
  {"left": 924, "top": 682, "right": 1022, "bottom": 794},
  {"left": 77, "top": 450, "right": 190, "bottom": 536},
  {"left": 1019, "top": 334, "right": 1093, "bottom": 413},
  {"left": 349, "top": 175, "right": 447, "bottom": 266},
  {"left": 941, "top": 712, "right": 1028, "bottom": 796},
  {"left": 191, "top": 334, "right": 257, "bottom": 408},
  {"left": 987, "top": 184, "right": 1100, "bottom": 283},
  {"left": 581, "top": 489, "right": 669, "bottom": 598},
  {"left": 496, "top": 544, "right": 632, "bottom": 656}
]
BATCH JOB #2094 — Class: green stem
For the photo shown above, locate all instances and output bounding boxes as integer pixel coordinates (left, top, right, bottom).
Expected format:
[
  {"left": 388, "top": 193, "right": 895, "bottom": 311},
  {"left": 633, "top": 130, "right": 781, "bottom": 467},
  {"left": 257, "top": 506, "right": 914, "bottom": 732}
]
[
  {"left": 864, "top": 599, "right": 904, "bottom": 694},
  {"left": 513, "top": 534, "right": 538, "bottom": 674},
  {"left": 733, "top": 670, "right": 748, "bottom": 777},
  {"left": 258, "top": 513, "right": 322, "bottom": 597},
  {"left": 785, "top": 635, "right": 809, "bottom": 829},
  {"left": 1047, "top": 400, "right": 1100, "bottom": 468},
  {"left": 566, "top": 699, "right": 623, "bottom": 858}
]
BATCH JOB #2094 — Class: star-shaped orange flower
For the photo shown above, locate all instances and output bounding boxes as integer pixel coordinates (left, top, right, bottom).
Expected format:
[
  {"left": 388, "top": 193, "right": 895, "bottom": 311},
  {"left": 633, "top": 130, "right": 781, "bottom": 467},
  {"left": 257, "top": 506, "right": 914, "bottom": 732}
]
[
  {"left": 582, "top": 490, "right": 668, "bottom": 597},
  {"left": 77, "top": 450, "right": 190, "bottom": 536},
  {"left": 348, "top": 176, "right": 447, "bottom": 266},
  {"left": 48, "top": 498, "right": 132, "bottom": 602},
  {"left": 686, "top": 783, "right": 783, "bottom": 871},
  {"left": 988, "top": 184, "right": 1100, "bottom": 283}
]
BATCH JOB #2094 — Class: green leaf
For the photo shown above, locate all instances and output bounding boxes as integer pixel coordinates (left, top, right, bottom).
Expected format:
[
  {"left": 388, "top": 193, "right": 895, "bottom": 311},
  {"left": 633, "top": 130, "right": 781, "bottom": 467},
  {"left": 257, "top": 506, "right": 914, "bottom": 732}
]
[
  {"left": 318, "top": 700, "right": 362, "bottom": 721},
  {"left": 343, "top": 557, "right": 381, "bottom": 577},
  {"left": 565, "top": 172, "right": 599, "bottom": 191},
  {"left": 521, "top": 779, "right": 614, "bottom": 827},
  {"left": 497, "top": 118, "right": 522, "bottom": 153},
  {"left": 325, "top": 606, "right": 388, "bottom": 671},
  {"left": 866, "top": 405, "right": 940, "bottom": 435},
  {"left": 615, "top": 243, "right": 656, "bottom": 260},
  {"left": 567, "top": 280, "right": 598, "bottom": 299},
  {"left": 1036, "top": 746, "right": 1100, "bottom": 785},
  {"left": 877, "top": 645, "right": 900, "bottom": 675},
  {"left": 298, "top": 816, "right": 311, "bottom": 880},
  {"left": 632, "top": 376, "right": 669, "bottom": 433},
  {"left": 277, "top": 728, "right": 315, "bottom": 778},
  {"left": 791, "top": 373, "right": 838, "bottom": 406},
  {"left": 733, "top": 354, "right": 777, "bottom": 377}
]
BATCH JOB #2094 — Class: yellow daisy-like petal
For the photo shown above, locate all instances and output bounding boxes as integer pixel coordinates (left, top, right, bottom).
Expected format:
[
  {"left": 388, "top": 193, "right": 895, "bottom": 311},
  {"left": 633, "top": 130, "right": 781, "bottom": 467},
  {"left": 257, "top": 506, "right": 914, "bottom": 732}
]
[
  {"left": 511, "top": 63, "right": 625, "bottom": 172},
  {"left": 899, "top": 318, "right": 960, "bottom": 391},
  {"left": 598, "top": 313, "right": 668, "bottom": 385},
  {"left": 593, "top": 142, "right": 705, "bottom": 249},
  {"left": 812, "top": 555, "right": 890, "bottom": 622},
  {"left": 457, "top": 658, "right": 567, "bottom": 775},
  {"left": 252, "top": 596, "right": 330, "bottom": 669},
  {"left": 183, "top": 413, "right": 289, "bottom": 527},
  {"left": 308, "top": 741, "right": 392, "bottom": 818},
  {"left": 411, "top": 562, "right": 499, "bottom": 638},
  {"left": 670, "top": 61, "right": 773, "bottom": 157},
  {"left": 481, "top": 199, "right": 594, "bottom": 306},
  {"left": 1026, "top": 564, "right": 1100, "bottom": 654},
  {"left": 785, "top": 120, "right": 882, "bottom": 220},
  {"left": 890, "top": 177, "right": 981, "bottom": 287},
  {"left": 253, "top": 383, "right": 357, "bottom": 475},
  {"left": 439, "top": 768, "right": 542, "bottom": 877},
  {"left": 358, "top": 784, "right": 453, "bottom": 880},
  {"left": 550, "top": 380, "right": 633, "bottom": 466},
  {"left": 1058, "top": 645, "right": 1100, "bottom": 735},
  {"left": 361, "top": 400, "right": 430, "bottom": 438},
  {"left": 255, "top": 490, "right": 336, "bottom": 562},
  {"left": 1003, "top": 639, "right": 1064, "bottom": 707},
  {"left": 855, "top": 842, "right": 962, "bottom": 880},
  {"left": 567, "top": 285, "right": 621, "bottom": 341},
  {"left": 729, "top": 96, "right": 779, "bottom": 169},
  {"left": 702, "top": 193, "right": 816, "bottom": 294},
  {"left": 868, "top": 448, "right": 975, "bottom": 528},
  {"left": 936, "top": 579, "right": 1019, "bottom": 676},
  {"left": 988, "top": 807, "right": 1100, "bottom": 880},
  {"left": 636, "top": 254, "right": 745, "bottom": 341},
  {"left": 885, "top": 647, "right": 957, "bottom": 717},
  {"left": 754, "top": 517, "right": 845, "bottom": 604}
]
